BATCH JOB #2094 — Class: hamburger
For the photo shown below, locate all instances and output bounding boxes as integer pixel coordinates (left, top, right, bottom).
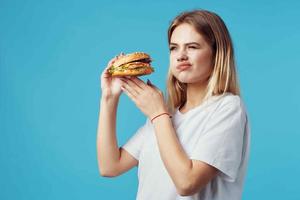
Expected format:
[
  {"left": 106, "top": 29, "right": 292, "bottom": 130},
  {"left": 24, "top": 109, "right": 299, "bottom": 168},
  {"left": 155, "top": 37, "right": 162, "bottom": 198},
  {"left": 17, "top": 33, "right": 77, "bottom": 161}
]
[{"left": 108, "top": 52, "right": 154, "bottom": 76}]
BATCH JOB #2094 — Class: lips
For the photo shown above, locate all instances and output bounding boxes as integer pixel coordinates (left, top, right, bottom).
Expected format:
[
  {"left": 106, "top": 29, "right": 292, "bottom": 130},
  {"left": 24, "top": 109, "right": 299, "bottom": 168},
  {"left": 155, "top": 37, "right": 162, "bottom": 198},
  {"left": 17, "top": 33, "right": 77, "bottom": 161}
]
[{"left": 176, "top": 63, "right": 192, "bottom": 71}]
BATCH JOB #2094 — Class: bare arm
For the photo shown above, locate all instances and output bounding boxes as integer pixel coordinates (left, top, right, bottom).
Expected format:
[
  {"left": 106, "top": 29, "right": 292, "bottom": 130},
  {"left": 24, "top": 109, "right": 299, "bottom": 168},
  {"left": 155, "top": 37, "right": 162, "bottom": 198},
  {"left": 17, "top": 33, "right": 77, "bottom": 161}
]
[
  {"left": 119, "top": 77, "right": 218, "bottom": 195},
  {"left": 96, "top": 95, "right": 138, "bottom": 177},
  {"left": 152, "top": 116, "right": 218, "bottom": 196},
  {"left": 97, "top": 55, "right": 138, "bottom": 177}
]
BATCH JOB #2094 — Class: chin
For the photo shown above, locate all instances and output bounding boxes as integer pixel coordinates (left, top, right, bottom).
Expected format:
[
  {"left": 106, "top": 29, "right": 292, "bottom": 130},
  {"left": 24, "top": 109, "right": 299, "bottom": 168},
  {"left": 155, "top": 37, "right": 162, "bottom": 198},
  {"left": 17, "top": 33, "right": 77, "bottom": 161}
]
[
  {"left": 174, "top": 74, "right": 195, "bottom": 83},
  {"left": 176, "top": 74, "right": 209, "bottom": 85}
]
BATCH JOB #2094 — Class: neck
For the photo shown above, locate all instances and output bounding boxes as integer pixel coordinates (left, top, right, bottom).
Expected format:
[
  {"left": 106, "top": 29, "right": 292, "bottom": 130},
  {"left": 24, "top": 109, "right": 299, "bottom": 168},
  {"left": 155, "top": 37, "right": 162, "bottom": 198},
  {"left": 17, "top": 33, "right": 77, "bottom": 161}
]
[{"left": 181, "top": 81, "right": 208, "bottom": 111}]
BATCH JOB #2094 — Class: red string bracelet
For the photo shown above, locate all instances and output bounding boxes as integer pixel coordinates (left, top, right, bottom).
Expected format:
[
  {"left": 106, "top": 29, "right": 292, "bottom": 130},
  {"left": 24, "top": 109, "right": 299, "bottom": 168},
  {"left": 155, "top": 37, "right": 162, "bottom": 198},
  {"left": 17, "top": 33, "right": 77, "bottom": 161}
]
[{"left": 151, "top": 112, "right": 172, "bottom": 123}]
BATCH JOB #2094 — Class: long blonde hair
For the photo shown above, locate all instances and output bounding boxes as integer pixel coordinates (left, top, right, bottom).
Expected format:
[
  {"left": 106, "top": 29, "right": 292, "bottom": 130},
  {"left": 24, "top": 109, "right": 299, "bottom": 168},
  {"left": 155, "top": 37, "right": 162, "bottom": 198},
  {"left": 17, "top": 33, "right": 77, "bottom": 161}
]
[{"left": 166, "top": 10, "right": 240, "bottom": 113}]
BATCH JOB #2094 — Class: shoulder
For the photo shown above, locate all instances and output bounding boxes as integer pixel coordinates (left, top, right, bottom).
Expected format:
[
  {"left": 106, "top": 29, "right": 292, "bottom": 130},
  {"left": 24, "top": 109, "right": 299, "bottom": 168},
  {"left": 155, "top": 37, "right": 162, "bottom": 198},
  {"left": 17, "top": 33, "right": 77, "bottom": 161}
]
[
  {"left": 219, "top": 92, "right": 241, "bottom": 104},
  {"left": 214, "top": 93, "right": 247, "bottom": 117},
  {"left": 218, "top": 93, "right": 244, "bottom": 109}
]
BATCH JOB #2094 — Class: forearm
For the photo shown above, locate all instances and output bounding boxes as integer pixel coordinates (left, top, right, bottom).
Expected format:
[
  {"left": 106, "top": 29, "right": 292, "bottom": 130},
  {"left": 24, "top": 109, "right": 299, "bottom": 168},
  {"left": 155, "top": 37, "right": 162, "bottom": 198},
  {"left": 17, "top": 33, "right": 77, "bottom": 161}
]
[
  {"left": 97, "top": 94, "right": 121, "bottom": 174},
  {"left": 152, "top": 116, "right": 193, "bottom": 189}
]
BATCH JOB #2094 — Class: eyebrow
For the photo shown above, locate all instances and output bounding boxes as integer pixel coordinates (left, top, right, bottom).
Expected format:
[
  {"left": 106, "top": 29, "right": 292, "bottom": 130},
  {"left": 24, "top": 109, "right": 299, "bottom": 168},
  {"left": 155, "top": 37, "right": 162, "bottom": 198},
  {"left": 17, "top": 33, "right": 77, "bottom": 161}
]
[{"left": 169, "top": 42, "right": 201, "bottom": 46}]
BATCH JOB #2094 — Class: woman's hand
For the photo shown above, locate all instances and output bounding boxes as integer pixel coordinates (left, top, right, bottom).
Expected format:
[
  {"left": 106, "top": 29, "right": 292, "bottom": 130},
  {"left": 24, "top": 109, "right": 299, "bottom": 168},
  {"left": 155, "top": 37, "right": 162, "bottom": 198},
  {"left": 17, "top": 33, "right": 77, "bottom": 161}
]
[
  {"left": 120, "top": 77, "right": 168, "bottom": 119},
  {"left": 100, "top": 53, "right": 125, "bottom": 98}
]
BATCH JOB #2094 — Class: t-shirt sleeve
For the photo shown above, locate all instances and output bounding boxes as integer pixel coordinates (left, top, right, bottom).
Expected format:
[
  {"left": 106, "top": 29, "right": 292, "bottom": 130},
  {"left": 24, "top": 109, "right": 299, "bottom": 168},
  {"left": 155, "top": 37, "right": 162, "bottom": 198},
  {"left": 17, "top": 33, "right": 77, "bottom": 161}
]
[
  {"left": 190, "top": 98, "right": 247, "bottom": 182},
  {"left": 122, "top": 119, "right": 149, "bottom": 161}
]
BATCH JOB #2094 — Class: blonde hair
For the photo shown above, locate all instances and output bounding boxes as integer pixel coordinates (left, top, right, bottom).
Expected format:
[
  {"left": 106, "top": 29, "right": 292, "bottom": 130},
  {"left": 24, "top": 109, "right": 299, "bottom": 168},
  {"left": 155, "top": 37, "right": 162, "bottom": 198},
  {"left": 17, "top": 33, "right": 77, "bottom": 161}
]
[{"left": 166, "top": 9, "right": 240, "bottom": 113}]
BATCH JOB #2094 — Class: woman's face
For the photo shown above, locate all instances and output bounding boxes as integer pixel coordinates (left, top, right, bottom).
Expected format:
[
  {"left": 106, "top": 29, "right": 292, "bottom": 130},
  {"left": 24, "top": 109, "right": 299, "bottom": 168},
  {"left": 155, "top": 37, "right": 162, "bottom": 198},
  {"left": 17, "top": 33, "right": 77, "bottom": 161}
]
[{"left": 169, "top": 23, "right": 214, "bottom": 84}]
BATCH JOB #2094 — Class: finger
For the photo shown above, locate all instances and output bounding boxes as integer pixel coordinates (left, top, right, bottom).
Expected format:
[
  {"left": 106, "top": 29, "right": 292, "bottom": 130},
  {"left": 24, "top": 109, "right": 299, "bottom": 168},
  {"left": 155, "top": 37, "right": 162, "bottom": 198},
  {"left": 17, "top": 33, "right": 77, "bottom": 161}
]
[
  {"left": 146, "top": 80, "right": 162, "bottom": 95},
  {"left": 146, "top": 79, "right": 153, "bottom": 87},
  {"left": 147, "top": 79, "right": 159, "bottom": 89},
  {"left": 104, "top": 64, "right": 113, "bottom": 72},
  {"left": 121, "top": 78, "right": 144, "bottom": 93},
  {"left": 130, "top": 77, "right": 148, "bottom": 90},
  {"left": 120, "top": 79, "right": 139, "bottom": 97},
  {"left": 121, "top": 85, "right": 138, "bottom": 102},
  {"left": 101, "top": 65, "right": 111, "bottom": 77},
  {"left": 104, "top": 53, "right": 124, "bottom": 77},
  {"left": 108, "top": 53, "right": 124, "bottom": 67},
  {"left": 107, "top": 56, "right": 117, "bottom": 67},
  {"left": 147, "top": 79, "right": 156, "bottom": 86},
  {"left": 102, "top": 65, "right": 113, "bottom": 77}
]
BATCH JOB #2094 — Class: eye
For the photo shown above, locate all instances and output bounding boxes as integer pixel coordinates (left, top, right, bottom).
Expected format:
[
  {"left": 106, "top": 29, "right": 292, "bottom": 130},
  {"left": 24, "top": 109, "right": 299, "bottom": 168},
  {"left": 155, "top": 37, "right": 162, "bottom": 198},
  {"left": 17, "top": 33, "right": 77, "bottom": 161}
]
[
  {"left": 169, "top": 46, "right": 177, "bottom": 51},
  {"left": 188, "top": 46, "right": 198, "bottom": 49}
]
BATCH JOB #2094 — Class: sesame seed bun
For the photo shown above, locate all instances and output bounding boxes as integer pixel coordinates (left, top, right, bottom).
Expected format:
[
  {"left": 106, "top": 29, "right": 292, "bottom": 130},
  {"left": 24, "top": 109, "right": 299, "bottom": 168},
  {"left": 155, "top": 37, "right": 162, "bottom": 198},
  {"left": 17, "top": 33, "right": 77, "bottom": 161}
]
[{"left": 108, "top": 52, "right": 154, "bottom": 76}]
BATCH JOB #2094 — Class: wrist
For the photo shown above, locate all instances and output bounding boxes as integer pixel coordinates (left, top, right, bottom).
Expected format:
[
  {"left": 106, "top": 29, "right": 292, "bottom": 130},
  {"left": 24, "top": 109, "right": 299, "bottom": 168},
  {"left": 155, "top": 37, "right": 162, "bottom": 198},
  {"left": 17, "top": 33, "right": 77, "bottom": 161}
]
[
  {"left": 150, "top": 111, "right": 172, "bottom": 124},
  {"left": 101, "top": 94, "right": 120, "bottom": 105},
  {"left": 150, "top": 106, "right": 168, "bottom": 118},
  {"left": 101, "top": 90, "right": 120, "bottom": 101}
]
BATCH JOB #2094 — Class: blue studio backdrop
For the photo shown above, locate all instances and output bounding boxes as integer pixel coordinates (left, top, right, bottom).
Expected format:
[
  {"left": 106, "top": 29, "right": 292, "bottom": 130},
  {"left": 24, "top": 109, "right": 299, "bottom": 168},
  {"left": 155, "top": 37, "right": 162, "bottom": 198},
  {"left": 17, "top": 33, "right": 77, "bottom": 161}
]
[{"left": 1, "top": 0, "right": 300, "bottom": 199}]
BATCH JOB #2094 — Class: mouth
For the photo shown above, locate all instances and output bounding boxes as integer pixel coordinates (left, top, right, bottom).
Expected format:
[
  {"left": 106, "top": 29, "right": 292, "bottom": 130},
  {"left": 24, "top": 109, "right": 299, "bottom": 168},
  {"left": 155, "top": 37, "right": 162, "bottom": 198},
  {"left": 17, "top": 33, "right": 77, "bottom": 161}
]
[{"left": 176, "top": 63, "right": 192, "bottom": 71}]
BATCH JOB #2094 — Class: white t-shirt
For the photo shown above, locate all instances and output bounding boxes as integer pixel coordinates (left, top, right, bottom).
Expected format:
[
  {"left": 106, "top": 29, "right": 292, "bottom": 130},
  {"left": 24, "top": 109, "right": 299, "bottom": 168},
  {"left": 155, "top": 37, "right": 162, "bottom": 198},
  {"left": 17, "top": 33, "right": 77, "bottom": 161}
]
[{"left": 122, "top": 93, "right": 250, "bottom": 200}]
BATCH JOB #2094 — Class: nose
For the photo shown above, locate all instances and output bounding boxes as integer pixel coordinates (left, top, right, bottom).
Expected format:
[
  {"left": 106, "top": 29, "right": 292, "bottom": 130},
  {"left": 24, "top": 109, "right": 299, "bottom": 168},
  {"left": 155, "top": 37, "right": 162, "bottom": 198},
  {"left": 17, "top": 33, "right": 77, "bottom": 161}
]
[{"left": 177, "top": 49, "right": 188, "bottom": 62}]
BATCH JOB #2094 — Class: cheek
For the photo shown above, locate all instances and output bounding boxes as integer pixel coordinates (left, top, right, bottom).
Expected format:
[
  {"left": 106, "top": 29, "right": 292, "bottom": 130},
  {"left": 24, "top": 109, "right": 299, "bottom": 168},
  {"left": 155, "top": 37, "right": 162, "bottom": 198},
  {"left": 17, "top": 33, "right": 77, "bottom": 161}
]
[
  {"left": 169, "top": 65, "right": 177, "bottom": 78},
  {"left": 169, "top": 53, "right": 176, "bottom": 66},
  {"left": 169, "top": 54, "right": 177, "bottom": 71},
  {"left": 195, "top": 51, "right": 213, "bottom": 69}
]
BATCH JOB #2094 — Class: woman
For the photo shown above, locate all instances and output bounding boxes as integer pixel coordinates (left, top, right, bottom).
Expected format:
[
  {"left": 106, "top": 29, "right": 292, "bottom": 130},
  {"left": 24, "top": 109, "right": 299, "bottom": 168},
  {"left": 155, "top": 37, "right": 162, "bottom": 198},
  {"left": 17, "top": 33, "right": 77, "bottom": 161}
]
[{"left": 97, "top": 9, "right": 250, "bottom": 200}]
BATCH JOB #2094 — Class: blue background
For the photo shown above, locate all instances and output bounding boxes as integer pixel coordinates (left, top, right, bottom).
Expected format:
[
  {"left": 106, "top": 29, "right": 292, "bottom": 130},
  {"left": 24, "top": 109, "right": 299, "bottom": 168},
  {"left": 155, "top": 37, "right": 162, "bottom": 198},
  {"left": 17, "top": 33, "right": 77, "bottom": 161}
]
[{"left": 1, "top": 0, "right": 300, "bottom": 199}]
